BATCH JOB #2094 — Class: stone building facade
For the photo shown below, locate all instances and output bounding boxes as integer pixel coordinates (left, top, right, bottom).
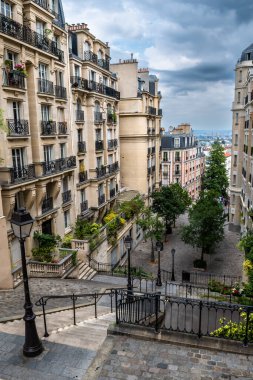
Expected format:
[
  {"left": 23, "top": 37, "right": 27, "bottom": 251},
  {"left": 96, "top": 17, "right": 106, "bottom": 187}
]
[{"left": 161, "top": 124, "right": 205, "bottom": 199}]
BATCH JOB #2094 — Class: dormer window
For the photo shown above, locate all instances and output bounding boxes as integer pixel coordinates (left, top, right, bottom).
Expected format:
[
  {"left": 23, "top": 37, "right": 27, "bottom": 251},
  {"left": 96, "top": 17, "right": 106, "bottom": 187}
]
[{"left": 1, "top": 0, "right": 12, "bottom": 18}]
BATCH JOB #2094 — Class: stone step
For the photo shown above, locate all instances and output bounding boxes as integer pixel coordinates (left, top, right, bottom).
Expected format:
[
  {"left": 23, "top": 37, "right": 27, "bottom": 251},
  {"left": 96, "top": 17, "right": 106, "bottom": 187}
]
[{"left": 78, "top": 263, "right": 96, "bottom": 280}]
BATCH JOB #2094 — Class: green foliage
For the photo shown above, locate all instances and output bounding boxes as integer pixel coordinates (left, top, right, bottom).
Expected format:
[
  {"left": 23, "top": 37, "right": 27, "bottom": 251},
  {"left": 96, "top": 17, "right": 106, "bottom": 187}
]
[
  {"left": 113, "top": 266, "right": 154, "bottom": 279},
  {"left": 152, "top": 184, "right": 191, "bottom": 228},
  {"left": 181, "top": 190, "right": 226, "bottom": 259},
  {"left": 119, "top": 195, "right": 144, "bottom": 220},
  {"left": 202, "top": 140, "right": 229, "bottom": 197},
  {"left": 193, "top": 259, "right": 207, "bottom": 269},
  {"left": 208, "top": 280, "right": 224, "bottom": 293},
  {"left": 32, "top": 232, "right": 61, "bottom": 262},
  {"left": 0, "top": 108, "right": 7, "bottom": 133},
  {"left": 61, "top": 234, "right": 73, "bottom": 248},
  {"left": 238, "top": 232, "right": 253, "bottom": 298},
  {"left": 74, "top": 219, "right": 101, "bottom": 240},
  {"left": 71, "top": 250, "right": 77, "bottom": 266}
]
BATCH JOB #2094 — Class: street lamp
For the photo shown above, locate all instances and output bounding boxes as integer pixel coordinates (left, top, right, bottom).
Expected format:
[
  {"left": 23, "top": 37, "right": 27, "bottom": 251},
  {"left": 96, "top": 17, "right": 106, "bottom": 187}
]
[
  {"left": 124, "top": 235, "right": 133, "bottom": 297},
  {"left": 171, "top": 248, "right": 176, "bottom": 282},
  {"left": 10, "top": 208, "right": 43, "bottom": 357},
  {"left": 156, "top": 241, "right": 163, "bottom": 286}
]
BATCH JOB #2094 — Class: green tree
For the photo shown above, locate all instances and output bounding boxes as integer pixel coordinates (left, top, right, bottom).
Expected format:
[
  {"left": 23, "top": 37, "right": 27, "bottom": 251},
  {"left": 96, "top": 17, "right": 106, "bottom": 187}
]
[
  {"left": 137, "top": 208, "right": 165, "bottom": 262},
  {"left": 152, "top": 184, "right": 191, "bottom": 231},
  {"left": 202, "top": 140, "right": 229, "bottom": 197},
  {"left": 181, "top": 191, "right": 226, "bottom": 262}
]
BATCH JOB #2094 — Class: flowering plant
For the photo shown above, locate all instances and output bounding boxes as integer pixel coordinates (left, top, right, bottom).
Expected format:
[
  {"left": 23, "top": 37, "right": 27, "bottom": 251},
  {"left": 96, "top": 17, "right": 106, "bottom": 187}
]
[{"left": 14, "top": 63, "right": 28, "bottom": 77}]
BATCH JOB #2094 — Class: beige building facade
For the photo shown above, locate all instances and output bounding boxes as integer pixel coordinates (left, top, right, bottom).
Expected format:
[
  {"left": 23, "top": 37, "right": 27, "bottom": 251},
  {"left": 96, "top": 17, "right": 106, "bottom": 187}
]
[{"left": 161, "top": 124, "right": 205, "bottom": 199}]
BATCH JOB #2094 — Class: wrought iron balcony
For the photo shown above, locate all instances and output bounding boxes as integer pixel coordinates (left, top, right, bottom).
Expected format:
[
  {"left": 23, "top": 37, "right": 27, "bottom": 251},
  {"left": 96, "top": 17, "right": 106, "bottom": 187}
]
[
  {"left": 152, "top": 147, "right": 156, "bottom": 154},
  {"left": 110, "top": 188, "right": 116, "bottom": 198},
  {"left": 58, "top": 122, "right": 67, "bottom": 134},
  {"left": 2, "top": 69, "right": 26, "bottom": 89},
  {"left": 98, "top": 194, "right": 105, "bottom": 205},
  {"left": 70, "top": 76, "right": 89, "bottom": 90},
  {"left": 95, "top": 140, "right": 104, "bottom": 151},
  {"left": 62, "top": 190, "right": 71, "bottom": 204},
  {"left": 94, "top": 111, "right": 103, "bottom": 124},
  {"left": 158, "top": 109, "right": 163, "bottom": 116},
  {"left": 32, "top": 0, "right": 49, "bottom": 11},
  {"left": 55, "top": 85, "right": 67, "bottom": 99},
  {"left": 88, "top": 80, "right": 120, "bottom": 99},
  {"left": 146, "top": 106, "right": 157, "bottom": 115},
  {"left": 38, "top": 79, "right": 54, "bottom": 95},
  {"left": 105, "top": 86, "right": 120, "bottom": 99},
  {"left": 0, "top": 15, "right": 64, "bottom": 62},
  {"left": 76, "top": 110, "right": 84, "bottom": 122},
  {"left": 83, "top": 51, "right": 110, "bottom": 71},
  {"left": 108, "top": 161, "right": 119, "bottom": 173},
  {"left": 10, "top": 164, "right": 35, "bottom": 183},
  {"left": 175, "top": 170, "right": 181, "bottom": 176},
  {"left": 77, "top": 141, "right": 86, "bottom": 154},
  {"left": 42, "top": 197, "right": 53, "bottom": 214},
  {"left": 41, "top": 121, "right": 57, "bottom": 135},
  {"left": 96, "top": 166, "right": 106, "bottom": 178},
  {"left": 80, "top": 200, "right": 88, "bottom": 213},
  {"left": 7, "top": 119, "right": 29, "bottom": 137},
  {"left": 41, "top": 156, "right": 76, "bottom": 175},
  {"left": 175, "top": 157, "right": 181, "bottom": 162},
  {"left": 79, "top": 170, "right": 88, "bottom": 183},
  {"left": 113, "top": 139, "right": 118, "bottom": 147}
]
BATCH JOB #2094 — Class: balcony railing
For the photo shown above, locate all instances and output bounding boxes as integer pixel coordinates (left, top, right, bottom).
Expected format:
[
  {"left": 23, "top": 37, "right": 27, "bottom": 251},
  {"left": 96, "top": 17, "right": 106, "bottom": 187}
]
[
  {"left": 95, "top": 140, "right": 104, "bottom": 151},
  {"left": 70, "top": 76, "right": 89, "bottom": 90},
  {"left": 96, "top": 166, "right": 107, "bottom": 178},
  {"left": 83, "top": 51, "right": 110, "bottom": 71},
  {"left": 38, "top": 79, "right": 54, "bottom": 95},
  {"left": 88, "top": 80, "right": 120, "bottom": 99},
  {"left": 108, "top": 161, "right": 119, "bottom": 173},
  {"left": 62, "top": 190, "right": 71, "bottom": 204},
  {"left": 110, "top": 188, "right": 116, "bottom": 198},
  {"left": 58, "top": 122, "right": 67, "bottom": 134},
  {"left": 0, "top": 15, "right": 64, "bottom": 62},
  {"left": 42, "top": 197, "right": 53, "bottom": 214},
  {"left": 77, "top": 141, "right": 86, "bottom": 154},
  {"left": 79, "top": 170, "right": 88, "bottom": 183},
  {"left": 10, "top": 164, "right": 35, "bottom": 183},
  {"left": 94, "top": 111, "right": 103, "bottom": 124},
  {"left": 175, "top": 157, "right": 181, "bottom": 162},
  {"left": 76, "top": 110, "right": 84, "bottom": 122},
  {"left": 7, "top": 119, "right": 29, "bottom": 136},
  {"left": 55, "top": 85, "right": 67, "bottom": 99},
  {"left": 146, "top": 106, "right": 157, "bottom": 115},
  {"left": 41, "top": 156, "right": 76, "bottom": 175},
  {"left": 32, "top": 0, "right": 49, "bottom": 11},
  {"left": 158, "top": 109, "right": 163, "bottom": 116},
  {"left": 2, "top": 69, "right": 26, "bottom": 89},
  {"left": 98, "top": 194, "right": 105, "bottom": 205},
  {"left": 175, "top": 170, "right": 181, "bottom": 176},
  {"left": 80, "top": 200, "right": 88, "bottom": 213},
  {"left": 41, "top": 121, "right": 57, "bottom": 135}
]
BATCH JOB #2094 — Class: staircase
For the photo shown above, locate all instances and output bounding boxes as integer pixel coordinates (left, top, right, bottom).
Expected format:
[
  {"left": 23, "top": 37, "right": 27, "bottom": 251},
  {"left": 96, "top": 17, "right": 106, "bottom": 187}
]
[{"left": 75, "top": 261, "right": 97, "bottom": 280}]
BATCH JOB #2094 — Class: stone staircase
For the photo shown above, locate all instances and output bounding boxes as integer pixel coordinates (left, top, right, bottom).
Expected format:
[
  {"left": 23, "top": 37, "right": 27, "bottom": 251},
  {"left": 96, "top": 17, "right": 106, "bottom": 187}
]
[{"left": 78, "top": 261, "right": 97, "bottom": 280}]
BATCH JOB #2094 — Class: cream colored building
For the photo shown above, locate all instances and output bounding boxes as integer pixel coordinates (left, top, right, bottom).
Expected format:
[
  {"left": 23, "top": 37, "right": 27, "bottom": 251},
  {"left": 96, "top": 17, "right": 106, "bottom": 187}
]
[
  {"left": 161, "top": 124, "right": 205, "bottom": 199},
  {"left": 110, "top": 60, "right": 162, "bottom": 199},
  {"left": 230, "top": 44, "right": 253, "bottom": 232}
]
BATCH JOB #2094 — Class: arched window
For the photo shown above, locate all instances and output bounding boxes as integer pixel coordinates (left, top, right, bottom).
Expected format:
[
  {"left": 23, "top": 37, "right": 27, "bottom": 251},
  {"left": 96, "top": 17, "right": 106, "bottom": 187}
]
[
  {"left": 97, "top": 49, "right": 103, "bottom": 60},
  {"left": 83, "top": 41, "right": 91, "bottom": 60}
]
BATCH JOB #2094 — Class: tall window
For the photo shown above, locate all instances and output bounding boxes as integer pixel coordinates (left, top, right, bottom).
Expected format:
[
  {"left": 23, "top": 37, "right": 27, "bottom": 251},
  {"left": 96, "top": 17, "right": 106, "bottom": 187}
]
[
  {"left": 80, "top": 189, "right": 86, "bottom": 203},
  {"left": 1, "top": 0, "right": 12, "bottom": 18},
  {"left": 98, "top": 183, "right": 104, "bottom": 197},
  {"left": 64, "top": 210, "right": 70, "bottom": 229},
  {"left": 36, "top": 21, "right": 45, "bottom": 36},
  {"left": 60, "top": 143, "right": 66, "bottom": 159},
  {"left": 163, "top": 152, "right": 168, "bottom": 161},
  {"left": 174, "top": 138, "right": 180, "bottom": 148},
  {"left": 44, "top": 145, "right": 53, "bottom": 162},
  {"left": 6, "top": 51, "right": 17, "bottom": 69},
  {"left": 235, "top": 112, "right": 239, "bottom": 125},
  {"left": 96, "top": 156, "right": 102, "bottom": 168},
  {"left": 41, "top": 105, "right": 50, "bottom": 121},
  {"left": 12, "top": 148, "right": 25, "bottom": 172},
  {"left": 56, "top": 71, "right": 64, "bottom": 87},
  {"left": 237, "top": 91, "right": 241, "bottom": 103},
  {"left": 74, "top": 65, "right": 80, "bottom": 77}
]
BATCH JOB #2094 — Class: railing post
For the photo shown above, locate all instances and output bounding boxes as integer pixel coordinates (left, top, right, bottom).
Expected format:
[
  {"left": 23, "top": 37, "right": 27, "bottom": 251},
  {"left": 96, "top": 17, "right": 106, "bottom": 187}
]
[
  {"left": 243, "top": 307, "right": 251, "bottom": 347},
  {"left": 115, "top": 290, "right": 119, "bottom": 324},
  {"left": 42, "top": 300, "right": 49, "bottom": 337},
  {"left": 198, "top": 301, "right": 203, "bottom": 338},
  {"left": 155, "top": 293, "right": 160, "bottom": 333},
  {"left": 110, "top": 290, "right": 113, "bottom": 313},
  {"left": 72, "top": 294, "right": 76, "bottom": 325},
  {"left": 94, "top": 293, "right": 97, "bottom": 318}
]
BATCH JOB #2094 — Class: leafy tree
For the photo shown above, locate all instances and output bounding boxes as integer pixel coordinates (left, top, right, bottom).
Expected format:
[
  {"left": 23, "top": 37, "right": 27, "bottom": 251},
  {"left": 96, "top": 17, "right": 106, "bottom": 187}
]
[
  {"left": 202, "top": 140, "right": 229, "bottom": 197},
  {"left": 137, "top": 207, "right": 165, "bottom": 262},
  {"left": 181, "top": 191, "right": 226, "bottom": 262},
  {"left": 119, "top": 195, "right": 144, "bottom": 220},
  {"left": 152, "top": 184, "right": 191, "bottom": 231}
]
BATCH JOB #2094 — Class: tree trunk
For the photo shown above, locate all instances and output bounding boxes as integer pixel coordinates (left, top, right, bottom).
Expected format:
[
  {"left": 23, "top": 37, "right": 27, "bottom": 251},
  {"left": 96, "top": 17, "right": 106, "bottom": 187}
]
[{"left": 150, "top": 238, "right": 155, "bottom": 262}]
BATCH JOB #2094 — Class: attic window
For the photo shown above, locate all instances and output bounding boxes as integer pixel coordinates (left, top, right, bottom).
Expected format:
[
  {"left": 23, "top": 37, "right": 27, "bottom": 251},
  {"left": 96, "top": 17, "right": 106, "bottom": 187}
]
[{"left": 247, "top": 53, "right": 251, "bottom": 60}]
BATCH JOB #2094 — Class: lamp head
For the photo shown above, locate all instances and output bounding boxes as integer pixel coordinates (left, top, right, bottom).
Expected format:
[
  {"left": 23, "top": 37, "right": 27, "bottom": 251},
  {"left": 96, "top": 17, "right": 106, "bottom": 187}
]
[
  {"left": 11, "top": 208, "right": 34, "bottom": 239},
  {"left": 171, "top": 248, "right": 176, "bottom": 256},
  {"left": 124, "top": 235, "right": 133, "bottom": 250}
]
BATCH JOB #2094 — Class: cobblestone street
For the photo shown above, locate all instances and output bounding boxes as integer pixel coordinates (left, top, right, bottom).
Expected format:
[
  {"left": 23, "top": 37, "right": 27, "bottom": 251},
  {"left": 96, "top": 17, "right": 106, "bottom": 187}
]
[{"left": 131, "top": 214, "right": 244, "bottom": 281}]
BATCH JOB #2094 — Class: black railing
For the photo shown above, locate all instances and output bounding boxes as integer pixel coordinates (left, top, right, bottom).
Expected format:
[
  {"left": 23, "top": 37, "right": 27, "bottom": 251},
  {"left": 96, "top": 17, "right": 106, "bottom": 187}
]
[
  {"left": 95, "top": 140, "right": 104, "bottom": 150},
  {"left": 181, "top": 270, "right": 242, "bottom": 286},
  {"left": 158, "top": 109, "right": 162, "bottom": 116},
  {"left": 76, "top": 110, "right": 84, "bottom": 122},
  {"left": 2, "top": 69, "right": 26, "bottom": 89},
  {"left": 105, "top": 86, "right": 120, "bottom": 100},
  {"left": 55, "top": 85, "right": 67, "bottom": 99},
  {"left": 110, "top": 188, "right": 116, "bottom": 198},
  {"left": 113, "top": 139, "right": 118, "bottom": 147},
  {"left": 38, "top": 79, "right": 54, "bottom": 95},
  {"left": 7, "top": 119, "right": 29, "bottom": 136},
  {"left": 83, "top": 51, "right": 110, "bottom": 71},
  {"left": 80, "top": 200, "right": 88, "bottom": 213},
  {"left": 88, "top": 80, "right": 120, "bottom": 99},
  {"left": 70, "top": 76, "right": 89, "bottom": 91},
  {"left": 96, "top": 166, "right": 106, "bottom": 178},
  {"left": 108, "top": 161, "right": 119, "bottom": 173},
  {"left": 62, "top": 190, "right": 71, "bottom": 204},
  {"left": 77, "top": 141, "right": 86, "bottom": 153},
  {"left": 146, "top": 106, "right": 157, "bottom": 115},
  {"left": 79, "top": 170, "right": 88, "bottom": 183},
  {"left": 32, "top": 0, "right": 49, "bottom": 11},
  {"left": 98, "top": 194, "right": 105, "bottom": 205},
  {"left": 175, "top": 170, "right": 181, "bottom": 175},
  {"left": 41, "top": 156, "right": 76, "bottom": 175},
  {"left": 41, "top": 121, "right": 57, "bottom": 135},
  {"left": 10, "top": 164, "right": 35, "bottom": 183},
  {"left": 42, "top": 197, "right": 53, "bottom": 214},
  {"left": 58, "top": 122, "right": 67, "bottom": 134},
  {"left": 94, "top": 111, "right": 103, "bottom": 123},
  {"left": 0, "top": 15, "right": 64, "bottom": 62}
]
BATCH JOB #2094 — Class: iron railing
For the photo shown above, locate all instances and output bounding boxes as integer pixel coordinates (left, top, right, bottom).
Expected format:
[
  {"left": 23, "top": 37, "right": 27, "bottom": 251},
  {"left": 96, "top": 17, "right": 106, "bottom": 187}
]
[
  {"left": 108, "top": 161, "right": 119, "bottom": 173},
  {"left": 62, "top": 190, "right": 71, "bottom": 204},
  {"left": 32, "top": 0, "right": 49, "bottom": 11},
  {"left": 76, "top": 110, "right": 84, "bottom": 122},
  {"left": 77, "top": 141, "right": 86, "bottom": 153},
  {"left": 95, "top": 140, "right": 104, "bottom": 150},
  {"left": 110, "top": 188, "right": 116, "bottom": 198},
  {"left": 158, "top": 109, "right": 163, "bottom": 116},
  {"left": 58, "top": 122, "right": 68, "bottom": 134},
  {"left": 88, "top": 80, "right": 120, "bottom": 99},
  {"left": 41, "top": 156, "right": 76, "bottom": 175},
  {"left": 7, "top": 119, "right": 29, "bottom": 136},
  {"left": 98, "top": 194, "right": 105, "bottom": 205},
  {"left": 38, "top": 79, "right": 54, "bottom": 95},
  {"left": 83, "top": 51, "right": 110, "bottom": 71},
  {"left": 0, "top": 15, "right": 64, "bottom": 62},
  {"left": 70, "top": 76, "right": 89, "bottom": 90},
  {"left": 42, "top": 197, "right": 53, "bottom": 214},
  {"left": 9, "top": 164, "right": 35, "bottom": 183},
  {"left": 80, "top": 200, "right": 88, "bottom": 213},
  {"left": 181, "top": 270, "right": 242, "bottom": 286},
  {"left": 41, "top": 121, "right": 57, "bottom": 135},
  {"left": 79, "top": 170, "right": 88, "bottom": 183},
  {"left": 2, "top": 69, "right": 26, "bottom": 89},
  {"left": 55, "top": 85, "right": 67, "bottom": 99},
  {"left": 146, "top": 106, "right": 157, "bottom": 115},
  {"left": 96, "top": 166, "right": 107, "bottom": 178}
]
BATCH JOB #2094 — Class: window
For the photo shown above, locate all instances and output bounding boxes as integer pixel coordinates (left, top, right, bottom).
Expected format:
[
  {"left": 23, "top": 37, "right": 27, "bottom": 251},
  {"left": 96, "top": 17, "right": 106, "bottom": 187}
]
[
  {"left": 9, "top": 101, "right": 22, "bottom": 121},
  {"left": 235, "top": 113, "right": 239, "bottom": 125},
  {"left": 56, "top": 71, "right": 64, "bottom": 87},
  {"left": 97, "top": 50, "right": 103, "bottom": 60},
  {"left": 74, "top": 65, "right": 80, "bottom": 77},
  {"left": 52, "top": 34, "right": 59, "bottom": 48},
  {"left": 234, "top": 155, "right": 237, "bottom": 166},
  {"left": 235, "top": 134, "right": 238, "bottom": 145},
  {"left": 107, "top": 129, "right": 112, "bottom": 140},
  {"left": 60, "top": 143, "right": 66, "bottom": 159},
  {"left": 163, "top": 152, "right": 168, "bottom": 161},
  {"left": 98, "top": 183, "right": 104, "bottom": 197},
  {"left": 57, "top": 108, "right": 64, "bottom": 122},
  {"left": 84, "top": 41, "right": 90, "bottom": 52},
  {"left": 14, "top": 191, "right": 25, "bottom": 211},
  {"left": 1, "top": 0, "right": 12, "bottom": 18},
  {"left": 80, "top": 189, "right": 86, "bottom": 203},
  {"left": 44, "top": 145, "right": 53, "bottom": 162},
  {"left": 36, "top": 21, "right": 45, "bottom": 36},
  {"left": 62, "top": 177, "right": 68, "bottom": 192},
  {"left": 103, "top": 76, "right": 108, "bottom": 86},
  {"left": 237, "top": 92, "right": 241, "bottom": 103},
  {"left": 239, "top": 70, "right": 242, "bottom": 82},
  {"left": 90, "top": 70, "right": 96, "bottom": 82},
  {"left": 12, "top": 148, "right": 25, "bottom": 171},
  {"left": 64, "top": 210, "right": 70, "bottom": 229},
  {"left": 97, "top": 156, "right": 102, "bottom": 168},
  {"left": 233, "top": 174, "right": 236, "bottom": 185},
  {"left": 41, "top": 105, "right": 50, "bottom": 121},
  {"left": 6, "top": 51, "right": 17, "bottom": 69},
  {"left": 77, "top": 129, "right": 83, "bottom": 142},
  {"left": 108, "top": 154, "right": 113, "bottom": 165},
  {"left": 95, "top": 129, "right": 102, "bottom": 140},
  {"left": 174, "top": 138, "right": 180, "bottom": 148}
]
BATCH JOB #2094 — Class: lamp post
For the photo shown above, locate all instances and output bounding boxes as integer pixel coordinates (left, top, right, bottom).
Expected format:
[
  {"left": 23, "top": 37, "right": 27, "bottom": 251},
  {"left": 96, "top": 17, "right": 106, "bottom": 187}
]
[
  {"left": 124, "top": 235, "right": 133, "bottom": 297},
  {"left": 11, "top": 208, "right": 43, "bottom": 357},
  {"left": 156, "top": 241, "right": 163, "bottom": 287},
  {"left": 171, "top": 248, "right": 176, "bottom": 282}
]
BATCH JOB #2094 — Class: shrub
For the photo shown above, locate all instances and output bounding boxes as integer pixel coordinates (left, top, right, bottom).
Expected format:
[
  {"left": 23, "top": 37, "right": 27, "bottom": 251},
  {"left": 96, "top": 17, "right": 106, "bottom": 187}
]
[
  {"left": 208, "top": 280, "right": 223, "bottom": 293},
  {"left": 193, "top": 259, "right": 207, "bottom": 269},
  {"left": 61, "top": 234, "right": 73, "bottom": 248},
  {"left": 74, "top": 219, "right": 101, "bottom": 240}
]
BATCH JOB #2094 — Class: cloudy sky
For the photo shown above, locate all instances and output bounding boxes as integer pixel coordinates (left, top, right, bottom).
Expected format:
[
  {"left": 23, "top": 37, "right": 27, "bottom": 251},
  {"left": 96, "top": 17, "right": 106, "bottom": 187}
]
[{"left": 62, "top": 0, "right": 253, "bottom": 131}]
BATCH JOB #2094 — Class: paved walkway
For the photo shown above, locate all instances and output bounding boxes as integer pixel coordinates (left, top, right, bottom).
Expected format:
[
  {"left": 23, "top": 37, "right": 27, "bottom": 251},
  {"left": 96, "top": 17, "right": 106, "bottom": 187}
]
[{"left": 131, "top": 214, "right": 243, "bottom": 281}]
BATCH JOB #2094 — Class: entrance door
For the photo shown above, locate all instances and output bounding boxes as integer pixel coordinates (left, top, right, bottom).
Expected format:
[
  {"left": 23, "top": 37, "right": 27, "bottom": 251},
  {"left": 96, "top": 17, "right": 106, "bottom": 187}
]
[{"left": 42, "top": 219, "right": 52, "bottom": 235}]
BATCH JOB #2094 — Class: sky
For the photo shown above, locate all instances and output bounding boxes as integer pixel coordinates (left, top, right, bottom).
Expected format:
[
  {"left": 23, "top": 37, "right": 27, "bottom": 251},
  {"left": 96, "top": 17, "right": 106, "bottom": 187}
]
[{"left": 62, "top": 0, "right": 253, "bottom": 131}]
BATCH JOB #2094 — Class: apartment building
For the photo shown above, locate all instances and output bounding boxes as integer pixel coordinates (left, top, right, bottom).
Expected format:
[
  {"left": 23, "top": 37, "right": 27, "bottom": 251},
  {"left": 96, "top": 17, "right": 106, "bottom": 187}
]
[
  {"left": 0, "top": 0, "right": 74, "bottom": 282},
  {"left": 230, "top": 44, "right": 253, "bottom": 232},
  {"left": 68, "top": 23, "right": 120, "bottom": 222},
  {"left": 110, "top": 60, "right": 162, "bottom": 199},
  {"left": 161, "top": 124, "right": 205, "bottom": 199}
]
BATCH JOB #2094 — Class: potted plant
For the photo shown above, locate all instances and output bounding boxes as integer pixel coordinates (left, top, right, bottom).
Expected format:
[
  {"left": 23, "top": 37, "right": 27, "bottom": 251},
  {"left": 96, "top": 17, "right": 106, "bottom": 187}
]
[{"left": 14, "top": 63, "right": 28, "bottom": 77}]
